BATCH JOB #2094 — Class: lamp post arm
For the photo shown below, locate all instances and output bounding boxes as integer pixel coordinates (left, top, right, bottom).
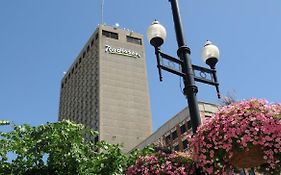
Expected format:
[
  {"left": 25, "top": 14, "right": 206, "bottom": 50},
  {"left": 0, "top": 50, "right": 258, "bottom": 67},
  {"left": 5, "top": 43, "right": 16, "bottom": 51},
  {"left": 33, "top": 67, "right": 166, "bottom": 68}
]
[
  {"left": 158, "top": 50, "right": 183, "bottom": 66},
  {"left": 155, "top": 48, "right": 221, "bottom": 98},
  {"left": 154, "top": 47, "right": 186, "bottom": 80},
  {"left": 191, "top": 65, "right": 221, "bottom": 98}
]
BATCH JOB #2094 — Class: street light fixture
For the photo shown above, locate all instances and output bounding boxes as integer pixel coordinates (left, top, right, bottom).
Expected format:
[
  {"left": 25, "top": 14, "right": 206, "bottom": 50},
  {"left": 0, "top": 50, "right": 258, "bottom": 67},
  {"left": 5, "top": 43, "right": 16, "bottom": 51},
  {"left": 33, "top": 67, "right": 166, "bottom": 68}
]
[
  {"left": 147, "top": 0, "right": 221, "bottom": 135},
  {"left": 202, "top": 40, "right": 220, "bottom": 69},
  {"left": 147, "top": 20, "right": 167, "bottom": 48}
]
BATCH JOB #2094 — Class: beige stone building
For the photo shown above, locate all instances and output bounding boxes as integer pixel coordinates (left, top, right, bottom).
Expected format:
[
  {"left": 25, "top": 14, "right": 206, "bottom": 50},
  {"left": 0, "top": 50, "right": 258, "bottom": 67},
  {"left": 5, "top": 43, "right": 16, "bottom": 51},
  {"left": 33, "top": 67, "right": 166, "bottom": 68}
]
[
  {"left": 134, "top": 102, "right": 218, "bottom": 151},
  {"left": 58, "top": 25, "right": 152, "bottom": 153}
]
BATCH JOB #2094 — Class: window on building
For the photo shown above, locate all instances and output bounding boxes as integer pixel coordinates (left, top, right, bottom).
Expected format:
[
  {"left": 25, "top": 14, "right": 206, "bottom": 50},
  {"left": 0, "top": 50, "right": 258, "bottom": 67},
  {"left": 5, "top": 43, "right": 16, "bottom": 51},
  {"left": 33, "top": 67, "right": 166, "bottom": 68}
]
[
  {"left": 126, "top": 36, "right": 142, "bottom": 45},
  {"left": 187, "top": 120, "right": 192, "bottom": 130},
  {"left": 205, "top": 115, "right": 212, "bottom": 121},
  {"left": 248, "top": 168, "right": 255, "bottom": 175},
  {"left": 102, "top": 30, "right": 118, "bottom": 39},
  {"left": 174, "top": 145, "right": 179, "bottom": 151},
  {"left": 182, "top": 139, "right": 188, "bottom": 150},
  {"left": 95, "top": 136, "right": 99, "bottom": 143},
  {"left": 172, "top": 131, "right": 177, "bottom": 140},
  {"left": 95, "top": 33, "right": 99, "bottom": 40},
  {"left": 165, "top": 135, "right": 171, "bottom": 143},
  {"left": 239, "top": 169, "right": 246, "bottom": 175},
  {"left": 205, "top": 115, "right": 211, "bottom": 118},
  {"left": 180, "top": 124, "right": 187, "bottom": 134}
]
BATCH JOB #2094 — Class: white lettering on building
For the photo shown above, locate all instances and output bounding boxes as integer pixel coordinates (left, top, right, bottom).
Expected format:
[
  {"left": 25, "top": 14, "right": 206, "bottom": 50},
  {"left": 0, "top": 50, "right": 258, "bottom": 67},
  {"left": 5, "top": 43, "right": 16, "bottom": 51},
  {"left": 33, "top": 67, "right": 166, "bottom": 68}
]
[{"left": 105, "top": 45, "right": 141, "bottom": 58}]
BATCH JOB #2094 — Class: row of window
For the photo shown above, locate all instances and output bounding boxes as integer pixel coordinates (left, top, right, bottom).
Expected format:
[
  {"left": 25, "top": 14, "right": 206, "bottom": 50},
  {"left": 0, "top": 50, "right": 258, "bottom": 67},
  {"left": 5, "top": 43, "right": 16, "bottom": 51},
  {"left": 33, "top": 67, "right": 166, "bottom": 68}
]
[
  {"left": 62, "top": 29, "right": 141, "bottom": 88},
  {"left": 102, "top": 30, "right": 142, "bottom": 45},
  {"left": 165, "top": 120, "right": 192, "bottom": 142},
  {"left": 62, "top": 61, "right": 98, "bottom": 88},
  {"left": 62, "top": 32, "right": 99, "bottom": 88},
  {"left": 102, "top": 30, "right": 118, "bottom": 39},
  {"left": 60, "top": 111, "right": 98, "bottom": 126},
  {"left": 173, "top": 139, "right": 189, "bottom": 151},
  {"left": 127, "top": 35, "right": 142, "bottom": 45}
]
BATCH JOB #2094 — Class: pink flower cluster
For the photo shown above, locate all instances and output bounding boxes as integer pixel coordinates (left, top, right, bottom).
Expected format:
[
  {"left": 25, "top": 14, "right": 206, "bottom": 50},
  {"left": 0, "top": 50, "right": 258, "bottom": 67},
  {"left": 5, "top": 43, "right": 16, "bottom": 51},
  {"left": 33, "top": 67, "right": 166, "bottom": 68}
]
[
  {"left": 191, "top": 99, "right": 281, "bottom": 174},
  {"left": 126, "top": 152, "right": 195, "bottom": 175}
]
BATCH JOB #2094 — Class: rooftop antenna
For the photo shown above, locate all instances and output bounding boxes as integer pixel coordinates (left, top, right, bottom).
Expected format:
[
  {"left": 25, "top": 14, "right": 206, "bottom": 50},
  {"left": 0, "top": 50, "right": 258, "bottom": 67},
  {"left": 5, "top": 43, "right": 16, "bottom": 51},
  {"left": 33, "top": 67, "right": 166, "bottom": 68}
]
[{"left": 101, "top": 0, "right": 105, "bottom": 25}]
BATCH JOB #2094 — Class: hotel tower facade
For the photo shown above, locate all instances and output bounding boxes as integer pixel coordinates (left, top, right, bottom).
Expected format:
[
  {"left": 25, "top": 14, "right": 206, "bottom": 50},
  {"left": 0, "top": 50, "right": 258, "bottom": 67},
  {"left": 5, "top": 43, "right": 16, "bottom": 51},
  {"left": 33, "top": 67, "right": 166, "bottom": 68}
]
[{"left": 58, "top": 25, "right": 152, "bottom": 152}]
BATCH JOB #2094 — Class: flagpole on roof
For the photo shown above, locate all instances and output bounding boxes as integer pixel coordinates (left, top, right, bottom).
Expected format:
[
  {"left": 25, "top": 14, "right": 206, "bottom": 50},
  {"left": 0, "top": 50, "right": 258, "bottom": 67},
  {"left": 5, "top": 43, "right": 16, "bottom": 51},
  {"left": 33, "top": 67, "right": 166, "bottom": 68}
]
[{"left": 101, "top": 0, "right": 104, "bottom": 25}]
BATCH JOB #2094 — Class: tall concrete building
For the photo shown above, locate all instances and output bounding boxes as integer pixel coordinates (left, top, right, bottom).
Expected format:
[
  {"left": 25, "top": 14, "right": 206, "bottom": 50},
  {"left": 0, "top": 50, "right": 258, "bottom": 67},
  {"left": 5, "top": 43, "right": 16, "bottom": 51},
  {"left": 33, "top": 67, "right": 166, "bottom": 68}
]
[{"left": 59, "top": 25, "right": 152, "bottom": 152}]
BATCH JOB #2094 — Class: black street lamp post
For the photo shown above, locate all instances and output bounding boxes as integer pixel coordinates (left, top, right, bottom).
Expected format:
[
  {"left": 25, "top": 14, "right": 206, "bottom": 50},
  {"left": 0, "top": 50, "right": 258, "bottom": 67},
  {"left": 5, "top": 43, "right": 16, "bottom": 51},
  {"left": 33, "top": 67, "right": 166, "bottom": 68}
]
[{"left": 147, "top": 0, "right": 221, "bottom": 134}]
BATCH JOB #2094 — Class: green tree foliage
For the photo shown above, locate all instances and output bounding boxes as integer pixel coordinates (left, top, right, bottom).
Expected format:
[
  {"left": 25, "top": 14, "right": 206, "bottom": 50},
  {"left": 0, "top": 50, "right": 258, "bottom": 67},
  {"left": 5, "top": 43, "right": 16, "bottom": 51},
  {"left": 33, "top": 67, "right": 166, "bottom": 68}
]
[
  {"left": 0, "top": 120, "right": 128, "bottom": 175},
  {"left": 82, "top": 141, "right": 127, "bottom": 175},
  {"left": 126, "top": 146, "right": 155, "bottom": 167}
]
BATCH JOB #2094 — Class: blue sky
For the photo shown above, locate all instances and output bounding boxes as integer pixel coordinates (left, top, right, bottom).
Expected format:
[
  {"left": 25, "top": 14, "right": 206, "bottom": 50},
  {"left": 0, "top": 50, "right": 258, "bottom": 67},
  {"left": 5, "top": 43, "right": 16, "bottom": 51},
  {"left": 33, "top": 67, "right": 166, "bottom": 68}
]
[{"left": 0, "top": 0, "right": 281, "bottom": 130}]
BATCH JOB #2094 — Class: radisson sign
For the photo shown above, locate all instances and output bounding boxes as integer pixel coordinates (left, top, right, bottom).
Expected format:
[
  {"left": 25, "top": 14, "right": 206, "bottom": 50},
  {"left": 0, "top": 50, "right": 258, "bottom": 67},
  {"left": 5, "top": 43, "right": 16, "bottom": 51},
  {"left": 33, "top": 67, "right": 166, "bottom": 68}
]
[{"left": 105, "top": 45, "right": 141, "bottom": 58}]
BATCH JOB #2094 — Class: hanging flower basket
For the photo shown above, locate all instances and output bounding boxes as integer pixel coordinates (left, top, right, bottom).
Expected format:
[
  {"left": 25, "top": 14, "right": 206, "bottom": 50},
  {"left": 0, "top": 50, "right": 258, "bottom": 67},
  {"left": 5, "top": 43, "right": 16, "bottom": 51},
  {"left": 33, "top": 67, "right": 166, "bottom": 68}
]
[
  {"left": 229, "top": 144, "right": 264, "bottom": 168},
  {"left": 126, "top": 151, "right": 196, "bottom": 175},
  {"left": 190, "top": 99, "right": 281, "bottom": 175}
]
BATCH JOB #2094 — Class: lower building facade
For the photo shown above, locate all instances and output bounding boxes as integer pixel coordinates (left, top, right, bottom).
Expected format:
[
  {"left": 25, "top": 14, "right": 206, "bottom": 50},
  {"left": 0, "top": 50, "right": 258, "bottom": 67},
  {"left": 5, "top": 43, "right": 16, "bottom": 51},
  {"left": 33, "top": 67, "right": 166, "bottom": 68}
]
[{"left": 134, "top": 101, "right": 218, "bottom": 152}]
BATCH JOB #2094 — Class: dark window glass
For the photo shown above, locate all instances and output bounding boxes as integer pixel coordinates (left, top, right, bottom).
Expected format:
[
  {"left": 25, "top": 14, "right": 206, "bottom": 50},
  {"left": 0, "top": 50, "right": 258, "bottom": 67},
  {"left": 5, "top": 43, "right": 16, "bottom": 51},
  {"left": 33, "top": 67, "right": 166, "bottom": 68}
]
[
  {"left": 95, "top": 136, "right": 99, "bottom": 143},
  {"left": 180, "top": 124, "right": 186, "bottom": 134},
  {"left": 182, "top": 139, "right": 188, "bottom": 150},
  {"left": 172, "top": 131, "right": 177, "bottom": 140},
  {"left": 95, "top": 33, "right": 99, "bottom": 40},
  {"left": 248, "top": 169, "right": 255, "bottom": 175},
  {"left": 165, "top": 135, "right": 171, "bottom": 143},
  {"left": 205, "top": 115, "right": 211, "bottom": 120},
  {"left": 126, "top": 36, "right": 142, "bottom": 45},
  {"left": 187, "top": 121, "right": 192, "bottom": 129},
  {"left": 174, "top": 145, "right": 179, "bottom": 151},
  {"left": 102, "top": 30, "right": 118, "bottom": 39},
  {"left": 239, "top": 170, "right": 246, "bottom": 175}
]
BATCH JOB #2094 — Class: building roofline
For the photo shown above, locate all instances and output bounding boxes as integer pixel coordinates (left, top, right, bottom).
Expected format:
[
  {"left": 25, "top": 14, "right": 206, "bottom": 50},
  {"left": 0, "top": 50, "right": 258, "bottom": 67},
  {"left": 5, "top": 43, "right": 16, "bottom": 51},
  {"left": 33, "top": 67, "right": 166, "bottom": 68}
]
[{"left": 60, "top": 24, "right": 143, "bottom": 83}]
